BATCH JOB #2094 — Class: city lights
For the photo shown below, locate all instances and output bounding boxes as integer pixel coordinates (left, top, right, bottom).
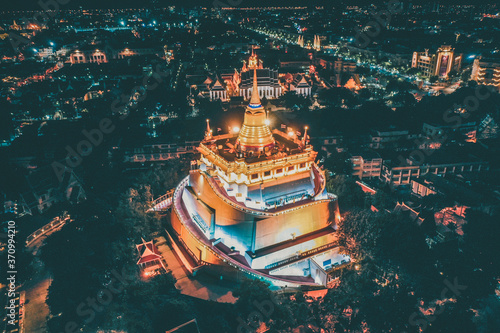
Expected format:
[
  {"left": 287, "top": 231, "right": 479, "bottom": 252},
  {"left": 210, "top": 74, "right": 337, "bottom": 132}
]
[{"left": 3, "top": 4, "right": 498, "bottom": 333}]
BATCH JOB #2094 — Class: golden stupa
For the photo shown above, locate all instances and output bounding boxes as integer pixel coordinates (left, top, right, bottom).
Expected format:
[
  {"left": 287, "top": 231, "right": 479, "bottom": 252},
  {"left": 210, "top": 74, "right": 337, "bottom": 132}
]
[
  {"left": 236, "top": 69, "right": 275, "bottom": 152},
  {"left": 166, "top": 46, "right": 344, "bottom": 288}
]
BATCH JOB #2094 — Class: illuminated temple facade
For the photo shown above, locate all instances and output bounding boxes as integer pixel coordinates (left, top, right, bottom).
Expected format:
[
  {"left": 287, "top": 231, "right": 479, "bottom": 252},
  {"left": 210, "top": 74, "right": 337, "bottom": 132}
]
[
  {"left": 239, "top": 49, "right": 282, "bottom": 100},
  {"left": 168, "top": 70, "right": 344, "bottom": 287}
]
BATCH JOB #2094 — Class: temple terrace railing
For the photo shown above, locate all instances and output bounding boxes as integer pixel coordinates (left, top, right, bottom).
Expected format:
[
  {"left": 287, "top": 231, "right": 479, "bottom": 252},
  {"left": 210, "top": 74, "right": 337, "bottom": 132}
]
[
  {"left": 201, "top": 170, "right": 331, "bottom": 218},
  {"left": 149, "top": 189, "right": 175, "bottom": 212},
  {"left": 264, "top": 241, "right": 339, "bottom": 270}
]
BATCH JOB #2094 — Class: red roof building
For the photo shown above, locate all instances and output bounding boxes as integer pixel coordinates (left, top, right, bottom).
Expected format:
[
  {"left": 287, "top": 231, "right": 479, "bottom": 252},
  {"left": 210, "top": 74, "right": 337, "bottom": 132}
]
[{"left": 136, "top": 239, "right": 165, "bottom": 274}]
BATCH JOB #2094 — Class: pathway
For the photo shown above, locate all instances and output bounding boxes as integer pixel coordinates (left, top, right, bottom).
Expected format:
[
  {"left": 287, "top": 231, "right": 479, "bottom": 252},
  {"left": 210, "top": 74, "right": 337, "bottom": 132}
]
[
  {"left": 154, "top": 236, "right": 237, "bottom": 304},
  {"left": 23, "top": 273, "right": 51, "bottom": 333}
]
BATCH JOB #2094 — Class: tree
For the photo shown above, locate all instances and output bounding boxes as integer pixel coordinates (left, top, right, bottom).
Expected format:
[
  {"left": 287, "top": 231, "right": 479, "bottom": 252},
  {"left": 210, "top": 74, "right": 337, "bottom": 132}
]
[
  {"left": 424, "top": 300, "right": 476, "bottom": 333},
  {"left": 233, "top": 278, "right": 292, "bottom": 330},
  {"left": 324, "top": 151, "right": 351, "bottom": 176},
  {"left": 420, "top": 193, "right": 454, "bottom": 210},
  {"left": 357, "top": 88, "right": 371, "bottom": 100},
  {"left": 462, "top": 209, "right": 500, "bottom": 296},
  {"left": 447, "top": 69, "right": 458, "bottom": 79},
  {"left": 467, "top": 80, "right": 478, "bottom": 88},
  {"left": 115, "top": 161, "right": 188, "bottom": 237},
  {"left": 41, "top": 197, "right": 136, "bottom": 332},
  {"left": 41, "top": 160, "right": 197, "bottom": 333},
  {"left": 406, "top": 67, "right": 421, "bottom": 76},
  {"left": 318, "top": 87, "right": 355, "bottom": 106},
  {"left": 461, "top": 68, "right": 471, "bottom": 82},
  {"left": 369, "top": 190, "right": 392, "bottom": 210},
  {"left": 0, "top": 98, "right": 14, "bottom": 141},
  {"left": 280, "top": 91, "right": 310, "bottom": 110},
  {"left": 325, "top": 174, "right": 366, "bottom": 210},
  {"left": 336, "top": 209, "right": 380, "bottom": 259}
]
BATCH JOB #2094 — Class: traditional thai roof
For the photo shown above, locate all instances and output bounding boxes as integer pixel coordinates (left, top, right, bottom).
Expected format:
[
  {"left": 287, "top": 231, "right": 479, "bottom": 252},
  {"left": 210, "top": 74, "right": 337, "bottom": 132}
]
[
  {"left": 136, "top": 238, "right": 162, "bottom": 265},
  {"left": 209, "top": 76, "right": 226, "bottom": 91},
  {"left": 291, "top": 74, "right": 311, "bottom": 88},
  {"left": 239, "top": 68, "right": 280, "bottom": 89}
]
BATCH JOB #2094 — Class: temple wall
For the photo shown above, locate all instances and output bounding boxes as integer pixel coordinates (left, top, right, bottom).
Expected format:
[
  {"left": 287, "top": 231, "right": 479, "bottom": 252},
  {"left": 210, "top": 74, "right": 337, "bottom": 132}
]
[
  {"left": 182, "top": 186, "right": 215, "bottom": 237},
  {"left": 171, "top": 205, "right": 183, "bottom": 235},
  {"left": 249, "top": 232, "right": 337, "bottom": 269},
  {"left": 214, "top": 221, "right": 254, "bottom": 254},
  {"left": 188, "top": 170, "right": 338, "bottom": 253},
  {"left": 189, "top": 171, "right": 255, "bottom": 227},
  {"left": 254, "top": 200, "right": 332, "bottom": 250},
  {"left": 267, "top": 258, "right": 328, "bottom": 286},
  {"left": 171, "top": 207, "right": 221, "bottom": 265}
]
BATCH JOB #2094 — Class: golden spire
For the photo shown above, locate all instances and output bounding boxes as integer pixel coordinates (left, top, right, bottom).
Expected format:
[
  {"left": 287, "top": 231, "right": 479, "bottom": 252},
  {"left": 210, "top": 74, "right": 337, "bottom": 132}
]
[
  {"left": 302, "top": 126, "right": 309, "bottom": 146},
  {"left": 236, "top": 69, "right": 275, "bottom": 152},
  {"left": 205, "top": 119, "right": 212, "bottom": 140},
  {"left": 249, "top": 69, "right": 260, "bottom": 105},
  {"left": 248, "top": 46, "right": 258, "bottom": 70}
]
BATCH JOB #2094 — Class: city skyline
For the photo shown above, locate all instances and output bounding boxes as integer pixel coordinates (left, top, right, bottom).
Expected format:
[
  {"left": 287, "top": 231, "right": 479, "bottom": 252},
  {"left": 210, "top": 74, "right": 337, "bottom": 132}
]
[
  {"left": 3, "top": 0, "right": 499, "bottom": 11},
  {"left": 1, "top": 2, "right": 499, "bottom": 333}
]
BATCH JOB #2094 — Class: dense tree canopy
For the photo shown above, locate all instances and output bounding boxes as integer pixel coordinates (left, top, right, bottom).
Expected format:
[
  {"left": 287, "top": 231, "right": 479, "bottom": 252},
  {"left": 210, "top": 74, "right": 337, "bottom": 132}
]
[{"left": 325, "top": 174, "right": 366, "bottom": 211}]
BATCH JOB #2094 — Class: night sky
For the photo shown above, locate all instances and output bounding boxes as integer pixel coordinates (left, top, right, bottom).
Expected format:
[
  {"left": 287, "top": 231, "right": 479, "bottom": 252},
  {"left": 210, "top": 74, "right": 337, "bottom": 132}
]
[{"left": 2, "top": 0, "right": 493, "bottom": 11}]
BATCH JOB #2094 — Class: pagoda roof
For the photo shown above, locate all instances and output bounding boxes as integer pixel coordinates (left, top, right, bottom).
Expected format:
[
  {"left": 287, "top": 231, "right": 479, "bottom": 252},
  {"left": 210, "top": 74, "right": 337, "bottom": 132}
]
[
  {"left": 136, "top": 239, "right": 162, "bottom": 265},
  {"left": 292, "top": 74, "right": 311, "bottom": 88},
  {"left": 209, "top": 76, "right": 226, "bottom": 91},
  {"left": 239, "top": 68, "right": 280, "bottom": 88}
]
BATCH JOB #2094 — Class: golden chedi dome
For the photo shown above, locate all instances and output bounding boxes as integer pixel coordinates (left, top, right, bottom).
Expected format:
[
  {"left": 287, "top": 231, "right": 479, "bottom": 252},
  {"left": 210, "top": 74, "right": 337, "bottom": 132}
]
[{"left": 236, "top": 69, "right": 275, "bottom": 152}]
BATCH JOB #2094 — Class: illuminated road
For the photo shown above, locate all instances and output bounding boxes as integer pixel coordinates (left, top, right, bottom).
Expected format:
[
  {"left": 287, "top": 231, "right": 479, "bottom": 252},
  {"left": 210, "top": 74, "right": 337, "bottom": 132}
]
[{"left": 22, "top": 272, "right": 51, "bottom": 333}]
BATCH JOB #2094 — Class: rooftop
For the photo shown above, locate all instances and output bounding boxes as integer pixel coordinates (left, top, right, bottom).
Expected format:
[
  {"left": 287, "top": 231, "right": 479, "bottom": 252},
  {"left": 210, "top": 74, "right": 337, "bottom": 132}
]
[{"left": 203, "top": 130, "right": 306, "bottom": 164}]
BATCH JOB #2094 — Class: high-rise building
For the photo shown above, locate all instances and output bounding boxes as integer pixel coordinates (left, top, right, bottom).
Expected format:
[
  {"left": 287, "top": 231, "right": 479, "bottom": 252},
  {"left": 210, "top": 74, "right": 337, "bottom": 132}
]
[
  {"left": 411, "top": 45, "right": 462, "bottom": 79},
  {"left": 298, "top": 35, "right": 304, "bottom": 48},
  {"left": 471, "top": 56, "right": 500, "bottom": 92},
  {"left": 168, "top": 70, "right": 344, "bottom": 287},
  {"left": 313, "top": 35, "right": 321, "bottom": 51}
]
